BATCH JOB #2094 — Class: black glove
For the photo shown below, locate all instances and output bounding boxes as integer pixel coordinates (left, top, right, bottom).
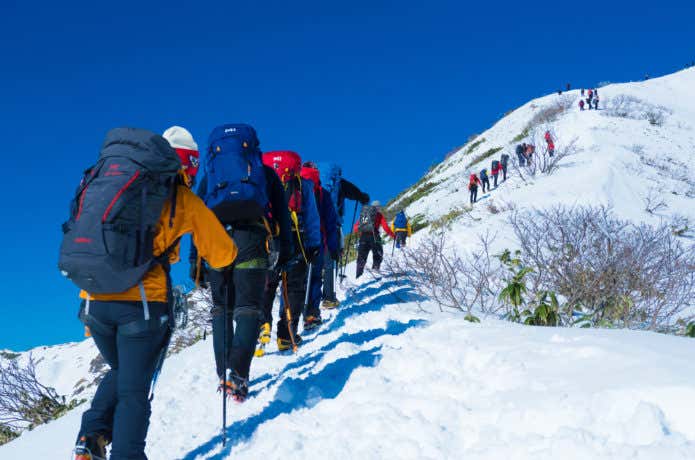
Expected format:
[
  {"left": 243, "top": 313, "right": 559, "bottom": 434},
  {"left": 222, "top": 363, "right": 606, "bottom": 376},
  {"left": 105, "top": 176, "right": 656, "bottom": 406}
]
[
  {"left": 306, "top": 246, "right": 321, "bottom": 264},
  {"left": 360, "top": 193, "right": 370, "bottom": 205},
  {"left": 189, "top": 260, "right": 208, "bottom": 287},
  {"left": 330, "top": 250, "right": 340, "bottom": 262}
]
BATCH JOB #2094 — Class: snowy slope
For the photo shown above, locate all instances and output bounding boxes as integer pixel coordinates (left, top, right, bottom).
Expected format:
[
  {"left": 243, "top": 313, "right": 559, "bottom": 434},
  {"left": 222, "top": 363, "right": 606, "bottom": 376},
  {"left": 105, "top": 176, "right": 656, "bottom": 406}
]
[
  {"left": 2, "top": 68, "right": 695, "bottom": 459},
  {"left": 389, "top": 68, "right": 695, "bottom": 243},
  {"left": 2, "top": 274, "right": 695, "bottom": 459}
]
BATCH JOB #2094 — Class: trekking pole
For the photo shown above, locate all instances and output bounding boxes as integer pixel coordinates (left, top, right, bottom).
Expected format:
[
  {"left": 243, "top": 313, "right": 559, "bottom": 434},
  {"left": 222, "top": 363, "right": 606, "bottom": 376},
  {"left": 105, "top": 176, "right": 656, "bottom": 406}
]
[
  {"left": 391, "top": 235, "right": 396, "bottom": 257},
  {"left": 340, "top": 201, "right": 359, "bottom": 278},
  {"left": 222, "top": 280, "right": 229, "bottom": 447},
  {"left": 303, "top": 262, "right": 313, "bottom": 315},
  {"left": 280, "top": 271, "right": 299, "bottom": 353}
]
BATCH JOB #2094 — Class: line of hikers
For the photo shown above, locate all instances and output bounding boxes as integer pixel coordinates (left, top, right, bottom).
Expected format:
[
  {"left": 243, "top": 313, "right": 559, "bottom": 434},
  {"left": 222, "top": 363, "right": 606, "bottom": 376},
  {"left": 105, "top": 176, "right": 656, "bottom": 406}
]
[
  {"left": 467, "top": 129, "right": 557, "bottom": 204},
  {"left": 58, "top": 124, "right": 404, "bottom": 460},
  {"left": 579, "top": 88, "right": 600, "bottom": 110},
  {"left": 467, "top": 153, "right": 509, "bottom": 204}
]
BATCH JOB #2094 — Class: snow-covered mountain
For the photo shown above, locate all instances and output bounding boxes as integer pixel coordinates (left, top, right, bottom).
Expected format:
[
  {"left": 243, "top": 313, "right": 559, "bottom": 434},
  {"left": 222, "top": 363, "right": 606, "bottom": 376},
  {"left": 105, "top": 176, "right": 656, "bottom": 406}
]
[{"left": 2, "top": 68, "right": 695, "bottom": 459}]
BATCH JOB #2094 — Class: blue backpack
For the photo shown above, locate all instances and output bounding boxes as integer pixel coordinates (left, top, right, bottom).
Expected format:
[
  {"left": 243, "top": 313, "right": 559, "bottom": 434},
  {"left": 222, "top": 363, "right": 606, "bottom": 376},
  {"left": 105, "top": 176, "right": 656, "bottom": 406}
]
[
  {"left": 204, "top": 124, "right": 268, "bottom": 221},
  {"left": 394, "top": 211, "right": 408, "bottom": 229}
]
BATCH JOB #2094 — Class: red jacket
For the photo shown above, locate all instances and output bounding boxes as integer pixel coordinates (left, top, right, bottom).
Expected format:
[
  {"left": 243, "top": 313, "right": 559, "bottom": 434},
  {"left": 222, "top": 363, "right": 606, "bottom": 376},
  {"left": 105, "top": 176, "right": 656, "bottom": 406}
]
[
  {"left": 544, "top": 131, "right": 553, "bottom": 143},
  {"left": 468, "top": 174, "right": 481, "bottom": 189},
  {"left": 491, "top": 163, "right": 502, "bottom": 175},
  {"left": 353, "top": 212, "right": 395, "bottom": 238}
]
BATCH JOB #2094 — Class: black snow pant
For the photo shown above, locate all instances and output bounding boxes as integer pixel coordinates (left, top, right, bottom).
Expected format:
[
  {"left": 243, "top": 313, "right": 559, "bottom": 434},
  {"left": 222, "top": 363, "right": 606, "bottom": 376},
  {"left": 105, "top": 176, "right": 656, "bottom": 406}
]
[
  {"left": 262, "top": 255, "right": 308, "bottom": 340},
  {"left": 208, "top": 226, "right": 268, "bottom": 380},
  {"left": 469, "top": 186, "right": 478, "bottom": 204},
  {"left": 481, "top": 177, "right": 490, "bottom": 192},
  {"left": 492, "top": 173, "right": 499, "bottom": 187},
  {"left": 395, "top": 230, "right": 408, "bottom": 248},
  {"left": 516, "top": 152, "right": 525, "bottom": 166},
  {"left": 502, "top": 164, "right": 507, "bottom": 181},
  {"left": 322, "top": 247, "right": 338, "bottom": 303},
  {"left": 79, "top": 300, "right": 170, "bottom": 460},
  {"left": 356, "top": 233, "right": 384, "bottom": 278}
]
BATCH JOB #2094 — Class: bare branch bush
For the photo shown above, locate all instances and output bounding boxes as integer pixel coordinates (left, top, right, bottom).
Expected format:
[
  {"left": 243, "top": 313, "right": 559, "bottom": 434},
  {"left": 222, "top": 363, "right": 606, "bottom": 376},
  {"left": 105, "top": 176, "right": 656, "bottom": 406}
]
[
  {"left": 383, "top": 231, "right": 505, "bottom": 317},
  {"left": 509, "top": 205, "right": 695, "bottom": 331},
  {"left": 0, "top": 355, "right": 82, "bottom": 435},
  {"left": 603, "top": 94, "right": 672, "bottom": 126},
  {"left": 643, "top": 187, "right": 668, "bottom": 214}
]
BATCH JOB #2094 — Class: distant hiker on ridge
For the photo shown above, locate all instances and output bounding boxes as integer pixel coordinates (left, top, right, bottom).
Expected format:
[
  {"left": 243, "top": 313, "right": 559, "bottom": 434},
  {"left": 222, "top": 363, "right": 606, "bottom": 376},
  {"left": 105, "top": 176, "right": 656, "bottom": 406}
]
[
  {"left": 391, "top": 210, "right": 412, "bottom": 249},
  {"left": 491, "top": 159, "right": 502, "bottom": 187},
  {"left": 468, "top": 173, "right": 482, "bottom": 204},
  {"left": 480, "top": 167, "right": 491, "bottom": 193},
  {"left": 353, "top": 201, "right": 395, "bottom": 278}
]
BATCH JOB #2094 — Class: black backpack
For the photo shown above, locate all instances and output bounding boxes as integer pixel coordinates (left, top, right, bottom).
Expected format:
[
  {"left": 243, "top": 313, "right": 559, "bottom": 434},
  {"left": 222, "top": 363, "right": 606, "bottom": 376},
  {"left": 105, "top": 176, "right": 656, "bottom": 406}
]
[
  {"left": 358, "top": 205, "right": 379, "bottom": 233},
  {"left": 58, "top": 128, "right": 181, "bottom": 294},
  {"left": 501, "top": 154, "right": 510, "bottom": 165}
]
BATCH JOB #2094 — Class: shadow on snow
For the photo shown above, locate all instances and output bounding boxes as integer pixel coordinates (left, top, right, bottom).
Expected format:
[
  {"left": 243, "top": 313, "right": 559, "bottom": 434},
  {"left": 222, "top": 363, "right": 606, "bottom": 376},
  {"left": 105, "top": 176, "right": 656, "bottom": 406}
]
[{"left": 180, "top": 278, "right": 426, "bottom": 460}]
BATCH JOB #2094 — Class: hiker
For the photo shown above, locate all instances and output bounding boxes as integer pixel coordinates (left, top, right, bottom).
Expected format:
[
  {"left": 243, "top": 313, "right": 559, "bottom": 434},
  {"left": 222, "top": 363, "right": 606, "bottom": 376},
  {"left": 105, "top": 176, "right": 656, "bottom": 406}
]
[
  {"left": 491, "top": 159, "right": 502, "bottom": 187},
  {"left": 586, "top": 97, "right": 592, "bottom": 110},
  {"left": 189, "top": 124, "right": 294, "bottom": 403},
  {"left": 579, "top": 99, "right": 585, "bottom": 111},
  {"left": 468, "top": 173, "right": 481, "bottom": 204},
  {"left": 480, "top": 168, "right": 490, "bottom": 193},
  {"left": 593, "top": 95, "right": 599, "bottom": 110},
  {"left": 262, "top": 150, "right": 321, "bottom": 352},
  {"left": 566, "top": 83, "right": 571, "bottom": 91},
  {"left": 391, "top": 210, "right": 412, "bottom": 249},
  {"left": 316, "top": 163, "right": 370, "bottom": 308},
  {"left": 62, "top": 127, "right": 237, "bottom": 460},
  {"left": 545, "top": 131, "right": 555, "bottom": 157},
  {"left": 299, "top": 161, "right": 339, "bottom": 331},
  {"left": 525, "top": 144, "right": 535, "bottom": 164},
  {"left": 557, "top": 89, "right": 562, "bottom": 95},
  {"left": 353, "top": 201, "right": 395, "bottom": 278},
  {"left": 516, "top": 143, "right": 526, "bottom": 166},
  {"left": 500, "top": 154, "right": 509, "bottom": 181},
  {"left": 581, "top": 88, "right": 585, "bottom": 96}
]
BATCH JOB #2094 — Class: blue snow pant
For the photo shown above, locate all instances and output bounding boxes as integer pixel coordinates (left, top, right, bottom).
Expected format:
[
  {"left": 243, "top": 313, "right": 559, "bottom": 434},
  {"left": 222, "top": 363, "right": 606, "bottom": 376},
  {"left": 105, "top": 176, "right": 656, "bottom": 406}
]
[
  {"left": 306, "top": 250, "right": 325, "bottom": 319},
  {"left": 208, "top": 226, "right": 268, "bottom": 380},
  {"left": 79, "top": 300, "right": 170, "bottom": 460}
]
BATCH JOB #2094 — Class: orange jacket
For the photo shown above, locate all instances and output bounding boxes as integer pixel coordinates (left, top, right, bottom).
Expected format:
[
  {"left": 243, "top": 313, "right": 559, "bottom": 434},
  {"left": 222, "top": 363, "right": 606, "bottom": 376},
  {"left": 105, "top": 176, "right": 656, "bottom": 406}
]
[{"left": 80, "top": 185, "right": 237, "bottom": 303}]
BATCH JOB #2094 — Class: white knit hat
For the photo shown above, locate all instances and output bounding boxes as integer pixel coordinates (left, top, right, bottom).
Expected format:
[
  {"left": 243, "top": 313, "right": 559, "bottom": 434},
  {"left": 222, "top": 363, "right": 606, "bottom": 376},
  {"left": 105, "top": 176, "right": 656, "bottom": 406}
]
[
  {"left": 163, "top": 126, "right": 200, "bottom": 176},
  {"left": 163, "top": 126, "right": 198, "bottom": 151}
]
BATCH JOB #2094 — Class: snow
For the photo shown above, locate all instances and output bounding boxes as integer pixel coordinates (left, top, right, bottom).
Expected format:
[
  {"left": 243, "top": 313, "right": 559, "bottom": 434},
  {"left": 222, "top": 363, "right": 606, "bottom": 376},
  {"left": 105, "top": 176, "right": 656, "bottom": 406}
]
[{"left": 2, "top": 68, "right": 695, "bottom": 459}]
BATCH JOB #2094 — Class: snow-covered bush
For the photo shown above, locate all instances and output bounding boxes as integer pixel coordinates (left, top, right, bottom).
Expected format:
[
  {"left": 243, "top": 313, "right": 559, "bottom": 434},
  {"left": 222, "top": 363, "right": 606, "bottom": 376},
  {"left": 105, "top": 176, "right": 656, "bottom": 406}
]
[
  {"left": 604, "top": 94, "right": 671, "bottom": 126},
  {"left": 0, "top": 355, "right": 83, "bottom": 442},
  {"left": 384, "top": 232, "right": 504, "bottom": 318},
  {"left": 509, "top": 205, "right": 695, "bottom": 332}
]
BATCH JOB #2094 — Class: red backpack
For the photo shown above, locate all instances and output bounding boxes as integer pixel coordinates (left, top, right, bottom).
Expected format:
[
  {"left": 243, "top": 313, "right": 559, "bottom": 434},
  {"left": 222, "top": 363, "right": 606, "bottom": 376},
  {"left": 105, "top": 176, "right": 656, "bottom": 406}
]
[{"left": 263, "top": 150, "right": 303, "bottom": 213}]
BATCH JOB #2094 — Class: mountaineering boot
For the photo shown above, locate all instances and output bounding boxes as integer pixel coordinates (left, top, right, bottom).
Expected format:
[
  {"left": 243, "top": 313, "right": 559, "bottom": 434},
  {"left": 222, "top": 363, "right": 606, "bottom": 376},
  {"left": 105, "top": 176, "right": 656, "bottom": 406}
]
[
  {"left": 277, "top": 334, "right": 303, "bottom": 352},
  {"left": 218, "top": 370, "right": 249, "bottom": 403},
  {"left": 74, "top": 433, "right": 109, "bottom": 460},
  {"left": 254, "top": 322, "right": 271, "bottom": 357},
  {"left": 303, "top": 315, "right": 323, "bottom": 331},
  {"left": 321, "top": 299, "right": 340, "bottom": 309}
]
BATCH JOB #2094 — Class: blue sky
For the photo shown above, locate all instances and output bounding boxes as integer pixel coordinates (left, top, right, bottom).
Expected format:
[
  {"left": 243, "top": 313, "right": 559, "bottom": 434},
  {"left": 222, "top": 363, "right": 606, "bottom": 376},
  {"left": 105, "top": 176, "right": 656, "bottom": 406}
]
[{"left": 1, "top": 0, "right": 693, "bottom": 350}]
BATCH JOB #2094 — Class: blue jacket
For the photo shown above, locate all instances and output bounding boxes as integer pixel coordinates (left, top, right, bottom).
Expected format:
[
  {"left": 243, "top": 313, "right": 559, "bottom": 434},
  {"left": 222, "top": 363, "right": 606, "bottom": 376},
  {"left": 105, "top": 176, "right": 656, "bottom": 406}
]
[
  {"left": 298, "top": 178, "right": 322, "bottom": 250},
  {"left": 316, "top": 186, "right": 339, "bottom": 253}
]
